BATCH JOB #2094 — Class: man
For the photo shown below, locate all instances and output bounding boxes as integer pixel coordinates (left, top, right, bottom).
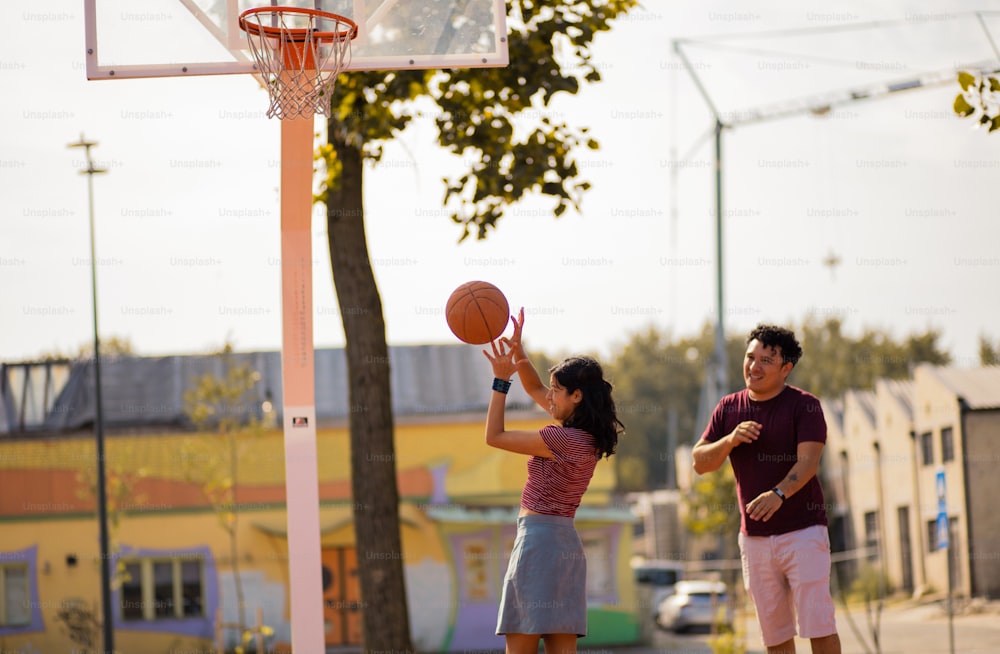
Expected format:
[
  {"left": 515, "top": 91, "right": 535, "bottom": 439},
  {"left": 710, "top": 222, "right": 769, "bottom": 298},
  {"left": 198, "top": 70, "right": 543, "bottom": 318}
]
[{"left": 692, "top": 324, "right": 840, "bottom": 654}]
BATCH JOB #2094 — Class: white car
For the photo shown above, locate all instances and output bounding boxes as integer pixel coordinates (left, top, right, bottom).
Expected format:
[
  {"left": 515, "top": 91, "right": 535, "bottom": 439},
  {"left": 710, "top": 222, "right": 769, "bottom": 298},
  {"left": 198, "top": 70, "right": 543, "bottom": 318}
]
[
  {"left": 632, "top": 559, "right": 685, "bottom": 617},
  {"left": 655, "top": 580, "right": 732, "bottom": 633}
]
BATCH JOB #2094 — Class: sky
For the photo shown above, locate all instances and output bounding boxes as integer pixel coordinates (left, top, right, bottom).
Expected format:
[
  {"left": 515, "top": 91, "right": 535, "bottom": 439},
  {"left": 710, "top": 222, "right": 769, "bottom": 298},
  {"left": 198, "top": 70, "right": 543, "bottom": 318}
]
[{"left": 3, "top": 0, "right": 1000, "bottom": 368}]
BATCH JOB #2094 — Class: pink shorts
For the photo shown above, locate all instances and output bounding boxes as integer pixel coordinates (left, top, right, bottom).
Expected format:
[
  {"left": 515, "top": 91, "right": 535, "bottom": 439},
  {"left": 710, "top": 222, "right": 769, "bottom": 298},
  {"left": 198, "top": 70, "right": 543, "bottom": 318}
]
[{"left": 739, "top": 524, "right": 837, "bottom": 647}]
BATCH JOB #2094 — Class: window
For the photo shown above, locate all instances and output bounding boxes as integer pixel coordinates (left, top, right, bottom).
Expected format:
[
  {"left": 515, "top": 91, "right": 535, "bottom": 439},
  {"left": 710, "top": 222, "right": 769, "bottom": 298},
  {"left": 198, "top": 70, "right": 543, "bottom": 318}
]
[
  {"left": 120, "top": 557, "right": 205, "bottom": 621},
  {"left": 1, "top": 564, "right": 30, "bottom": 627},
  {"left": 863, "top": 511, "right": 879, "bottom": 561},
  {"left": 2, "top": 361, "right": 72, "bottom": 432},
  {"left": 940, "top": 427, "right": 954, "bottom": 463},
  {"left": 634, "top": 564, "right": 682, "bottom": 587},
  {"left": 0, "top": 547, "right": 44, "bottom": 636},
  {"left": 927, "top": 519, "right": 946, "bottom": 554},
  {"left": 920, "top": 432, "right": 934, "bottom": 467}
]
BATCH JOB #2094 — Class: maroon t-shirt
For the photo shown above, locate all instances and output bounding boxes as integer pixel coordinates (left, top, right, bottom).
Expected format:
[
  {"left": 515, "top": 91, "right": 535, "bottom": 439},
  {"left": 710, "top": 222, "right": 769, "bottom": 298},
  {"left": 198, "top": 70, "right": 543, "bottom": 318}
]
[{"left": 700, "top": 385, "right": 828, "bottom": 537}]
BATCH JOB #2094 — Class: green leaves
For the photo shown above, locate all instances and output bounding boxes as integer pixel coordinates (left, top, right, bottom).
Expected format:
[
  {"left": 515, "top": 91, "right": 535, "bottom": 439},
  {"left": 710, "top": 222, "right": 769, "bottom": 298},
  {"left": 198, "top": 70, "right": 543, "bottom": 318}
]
[
  {"left": 608, "top": 323, "right": 731, "bottom": 492},
  {"left": 317, "top": 0, "right": 639, "bottom": 238},
  {"left": 953, "top": 93, "right": 974, "bottom": 118},
  {"left": 685, "top": 468, "right": 739, "bottom": 535},
  {"left": 980, "top": 335, "right": 1000, "bottom": 366},
  {"left": 793, "top": 315, "right": 950, "bottom": 399},
  {"left": 954, "top": 70, "right": 1000, "bottom": 133},
  {"left": 958, "top": 70, "right": 977, "bottom": 91},
  {"left": 181, "top": 347, "right": 269, "bottom": 531}
]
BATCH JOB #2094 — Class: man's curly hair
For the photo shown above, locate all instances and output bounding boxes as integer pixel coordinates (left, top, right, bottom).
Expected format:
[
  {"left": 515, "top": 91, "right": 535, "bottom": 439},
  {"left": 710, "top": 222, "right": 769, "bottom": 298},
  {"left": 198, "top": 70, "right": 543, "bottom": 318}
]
[{"left": 747, "top": 324, "right": 803, "bottom": 367}]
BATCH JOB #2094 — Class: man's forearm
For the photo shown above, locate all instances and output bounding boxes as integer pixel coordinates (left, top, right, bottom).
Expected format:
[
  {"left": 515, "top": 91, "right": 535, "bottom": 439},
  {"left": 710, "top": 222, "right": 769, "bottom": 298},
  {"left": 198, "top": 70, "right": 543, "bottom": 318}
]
[
  {"left": 773, "top": 444, "right": 822, "bottom": 498},
  {"left": 692, "top": 437, "right": 733, "bottom": 474}
]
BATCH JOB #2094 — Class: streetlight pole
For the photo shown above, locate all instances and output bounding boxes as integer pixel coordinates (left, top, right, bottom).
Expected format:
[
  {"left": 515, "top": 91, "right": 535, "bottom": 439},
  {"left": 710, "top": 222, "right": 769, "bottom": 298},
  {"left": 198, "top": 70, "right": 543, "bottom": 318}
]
[
  {"left": 672, "top": 40, "right": 729, "bottom": 432},
  {"left": 67, "top": 134, "right": 114, "bottom": 654}
]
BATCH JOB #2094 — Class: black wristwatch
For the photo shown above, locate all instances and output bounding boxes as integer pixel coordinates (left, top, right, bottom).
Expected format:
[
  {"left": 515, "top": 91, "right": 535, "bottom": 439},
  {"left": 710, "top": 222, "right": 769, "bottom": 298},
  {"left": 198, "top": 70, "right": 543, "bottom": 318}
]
[{"left": 771, "top": 487, "right": 786, "bottom": 501}]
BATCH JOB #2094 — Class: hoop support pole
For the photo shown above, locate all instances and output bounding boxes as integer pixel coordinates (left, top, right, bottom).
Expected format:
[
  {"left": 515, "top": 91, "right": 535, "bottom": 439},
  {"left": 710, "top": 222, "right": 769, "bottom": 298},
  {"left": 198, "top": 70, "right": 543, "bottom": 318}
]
[{"left": 279, "top": 113, "right": 325, "bottom": 651}]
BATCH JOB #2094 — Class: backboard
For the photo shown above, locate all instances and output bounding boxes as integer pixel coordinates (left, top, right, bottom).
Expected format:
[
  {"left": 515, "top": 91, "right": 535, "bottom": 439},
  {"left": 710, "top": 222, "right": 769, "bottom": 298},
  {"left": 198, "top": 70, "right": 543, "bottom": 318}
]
[{"left": 84, "top": 0, "right": 509, "bottom": 80}]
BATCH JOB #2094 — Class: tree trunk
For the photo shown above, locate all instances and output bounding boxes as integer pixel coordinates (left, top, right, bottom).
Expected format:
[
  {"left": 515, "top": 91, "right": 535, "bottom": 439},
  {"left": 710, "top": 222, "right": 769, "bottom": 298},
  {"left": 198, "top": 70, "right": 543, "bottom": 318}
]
[{"left": 325, "top": 122, "right": 414, "bottom": 653}]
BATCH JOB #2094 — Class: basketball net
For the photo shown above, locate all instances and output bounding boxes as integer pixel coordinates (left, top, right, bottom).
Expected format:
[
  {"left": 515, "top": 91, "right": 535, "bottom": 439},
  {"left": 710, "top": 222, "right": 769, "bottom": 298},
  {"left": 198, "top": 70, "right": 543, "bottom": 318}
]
[{"left": 239, "top": 7, "right": 357, "bottom": 119}]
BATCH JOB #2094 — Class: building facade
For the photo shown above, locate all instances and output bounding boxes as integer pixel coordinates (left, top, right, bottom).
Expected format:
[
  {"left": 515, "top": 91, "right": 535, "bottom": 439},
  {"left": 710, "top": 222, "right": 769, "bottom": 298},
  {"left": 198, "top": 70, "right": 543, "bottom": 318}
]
[
  {"left": 823, "top": 364, "right": 1000, "bottom": 601},
  {"left": 0, "top": 345, "right": 640, "bottom": 653}
]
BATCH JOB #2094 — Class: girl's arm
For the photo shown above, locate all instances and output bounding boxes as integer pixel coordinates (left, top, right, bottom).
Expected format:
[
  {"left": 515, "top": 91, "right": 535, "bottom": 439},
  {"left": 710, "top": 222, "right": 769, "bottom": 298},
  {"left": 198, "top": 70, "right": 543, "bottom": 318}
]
[
  {"left": 483, "top": 338, "right": 553, "bottom": 458},
  {"left": 504, "top": 308, "right": 549, "bottom": 411}
]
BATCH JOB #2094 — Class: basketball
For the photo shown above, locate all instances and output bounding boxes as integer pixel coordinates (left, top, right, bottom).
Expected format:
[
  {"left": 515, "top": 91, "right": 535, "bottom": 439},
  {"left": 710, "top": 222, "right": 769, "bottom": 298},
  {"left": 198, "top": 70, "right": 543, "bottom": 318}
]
[{"left": 445, "top": 281, "right": 510, "bottom": 345}]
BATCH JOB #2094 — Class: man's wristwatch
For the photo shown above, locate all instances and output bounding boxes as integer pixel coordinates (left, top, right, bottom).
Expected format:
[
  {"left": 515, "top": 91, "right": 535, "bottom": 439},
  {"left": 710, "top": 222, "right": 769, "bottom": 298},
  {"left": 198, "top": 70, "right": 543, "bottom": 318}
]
[{"left": 771, "top": 487, "right": 786, "bottom": 501}]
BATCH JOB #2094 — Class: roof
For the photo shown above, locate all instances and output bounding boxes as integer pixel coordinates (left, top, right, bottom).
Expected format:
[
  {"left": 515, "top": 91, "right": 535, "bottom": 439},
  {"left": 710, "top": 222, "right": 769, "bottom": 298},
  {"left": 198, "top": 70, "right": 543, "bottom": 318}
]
[
  {"left": 1, "top": 345, "right": 538, "bottom": 434},
  {"left": 922, "top": 365, "right": 1000, "bottom": 410},
  {"left": 821, "top": 397, "right": 845, "bottom": 434},
  {"left": 878, "top": 378, "right": 914, "bottom": 420},
  {"left": 845, "top": 389, "right": 877, "bottom": 427}
]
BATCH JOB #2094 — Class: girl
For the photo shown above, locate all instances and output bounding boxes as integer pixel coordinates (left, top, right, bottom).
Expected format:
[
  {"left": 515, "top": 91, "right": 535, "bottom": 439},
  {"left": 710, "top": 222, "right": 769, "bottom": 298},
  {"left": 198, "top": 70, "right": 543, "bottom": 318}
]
[{"left": 483, "top": 308, "right": 623, "bottom": 654}]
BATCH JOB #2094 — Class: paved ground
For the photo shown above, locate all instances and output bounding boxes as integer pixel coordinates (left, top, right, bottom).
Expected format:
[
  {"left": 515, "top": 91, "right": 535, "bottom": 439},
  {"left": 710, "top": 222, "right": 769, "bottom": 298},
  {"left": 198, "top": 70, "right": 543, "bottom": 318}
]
[
  {"left": 581, "top": 596, "right": 1000, "bottom": 654},
  {"left": 321, "top": 596, "right": 1000, "bottom": 653}
]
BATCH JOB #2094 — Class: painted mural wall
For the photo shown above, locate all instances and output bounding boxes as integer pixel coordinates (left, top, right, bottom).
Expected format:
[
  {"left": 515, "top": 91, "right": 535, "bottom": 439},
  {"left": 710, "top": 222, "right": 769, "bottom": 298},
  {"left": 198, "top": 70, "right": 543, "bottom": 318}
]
[{"left": 0, "top": 418, "right": 639, "bottom": 652}]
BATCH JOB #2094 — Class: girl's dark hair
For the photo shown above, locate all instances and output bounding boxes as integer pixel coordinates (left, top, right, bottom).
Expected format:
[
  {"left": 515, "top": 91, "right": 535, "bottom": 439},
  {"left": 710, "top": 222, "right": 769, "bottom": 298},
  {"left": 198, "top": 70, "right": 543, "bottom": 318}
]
[{"left": 550, "top": 356, "right": 624, "bottom": 459}]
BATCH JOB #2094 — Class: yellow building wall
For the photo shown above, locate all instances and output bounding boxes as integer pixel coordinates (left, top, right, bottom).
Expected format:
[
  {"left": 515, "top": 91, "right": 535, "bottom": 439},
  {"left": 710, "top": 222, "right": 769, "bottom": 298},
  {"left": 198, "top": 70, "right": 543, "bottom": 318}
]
[
  {"left": 0, "top": 414, "right": 632, "bottom": 653},
  {"left": 0, "top": 414, "right": 615, "bottom": 505}
]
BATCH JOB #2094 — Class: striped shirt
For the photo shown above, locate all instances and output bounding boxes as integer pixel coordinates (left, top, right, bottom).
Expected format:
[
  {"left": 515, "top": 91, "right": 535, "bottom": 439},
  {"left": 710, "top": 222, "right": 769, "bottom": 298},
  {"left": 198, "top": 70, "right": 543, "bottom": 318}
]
[{"left": 520, "top": 425, "right": 599, "bottom": 518}]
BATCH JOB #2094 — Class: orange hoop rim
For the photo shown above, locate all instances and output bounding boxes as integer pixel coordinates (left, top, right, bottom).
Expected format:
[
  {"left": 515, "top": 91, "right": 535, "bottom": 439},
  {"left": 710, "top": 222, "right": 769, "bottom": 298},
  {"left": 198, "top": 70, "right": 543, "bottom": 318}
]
[{"left": 238, "top": 6, "right": 359, "bottom": 43}]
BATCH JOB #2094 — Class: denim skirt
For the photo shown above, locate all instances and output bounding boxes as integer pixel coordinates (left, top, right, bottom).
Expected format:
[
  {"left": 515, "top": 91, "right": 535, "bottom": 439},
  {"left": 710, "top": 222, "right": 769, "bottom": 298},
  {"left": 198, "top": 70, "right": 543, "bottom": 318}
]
[{"left": 496, "top": 514, "right": 587, "bottom": 637}]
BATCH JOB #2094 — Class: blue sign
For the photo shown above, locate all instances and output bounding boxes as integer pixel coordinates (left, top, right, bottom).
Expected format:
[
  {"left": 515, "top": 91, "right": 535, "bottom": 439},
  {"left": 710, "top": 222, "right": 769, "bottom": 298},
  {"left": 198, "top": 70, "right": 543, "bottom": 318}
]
[{"left": 935, "top": 469, "right": 948, "bottom": 550}]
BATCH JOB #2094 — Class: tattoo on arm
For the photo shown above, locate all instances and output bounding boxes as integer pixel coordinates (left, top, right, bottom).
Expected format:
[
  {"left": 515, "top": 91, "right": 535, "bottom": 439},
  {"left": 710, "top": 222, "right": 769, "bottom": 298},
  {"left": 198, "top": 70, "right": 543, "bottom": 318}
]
[{"left": 788, "top": 473, "right": 798, "bottom": 482}]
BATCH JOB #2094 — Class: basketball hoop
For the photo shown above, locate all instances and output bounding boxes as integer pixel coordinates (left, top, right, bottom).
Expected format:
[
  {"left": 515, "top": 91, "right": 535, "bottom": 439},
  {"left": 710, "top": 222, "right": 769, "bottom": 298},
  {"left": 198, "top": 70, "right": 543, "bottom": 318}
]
[{"left": 239, "top": 7, "right": 358, "bottom": 119}]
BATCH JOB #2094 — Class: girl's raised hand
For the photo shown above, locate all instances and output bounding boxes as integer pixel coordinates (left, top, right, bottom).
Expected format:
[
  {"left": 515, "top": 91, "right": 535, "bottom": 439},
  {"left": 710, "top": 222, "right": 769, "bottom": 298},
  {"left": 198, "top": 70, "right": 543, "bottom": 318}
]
[
  {"left": 502, "top": 307, "right": 525, "bottom": 353},
  {"left": 482, "top": 338, "right": 516, "bottom": 380}
]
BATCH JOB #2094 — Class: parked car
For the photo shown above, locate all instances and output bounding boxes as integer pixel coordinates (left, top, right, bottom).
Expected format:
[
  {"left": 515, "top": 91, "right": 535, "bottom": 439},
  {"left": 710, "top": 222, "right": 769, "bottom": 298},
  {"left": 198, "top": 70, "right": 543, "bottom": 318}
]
[
  {"left": 632, "top": 559, "right": 684, "bottom": 617},
  {"left": 655, "top": 579, "right": 732, "bottom": 633}
]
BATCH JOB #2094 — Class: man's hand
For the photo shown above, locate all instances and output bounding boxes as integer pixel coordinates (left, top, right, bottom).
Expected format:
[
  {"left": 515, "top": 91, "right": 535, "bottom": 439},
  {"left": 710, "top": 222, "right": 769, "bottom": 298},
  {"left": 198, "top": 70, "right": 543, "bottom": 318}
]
[
  {"left": 693, "top": 421, "right": 762, "bottom": 475},
  {"left": 728, "top": 421, "right": 761, "bottom": 447},
  {"left": 746, "top": 488, "right": 783, "bottom": 522}
]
